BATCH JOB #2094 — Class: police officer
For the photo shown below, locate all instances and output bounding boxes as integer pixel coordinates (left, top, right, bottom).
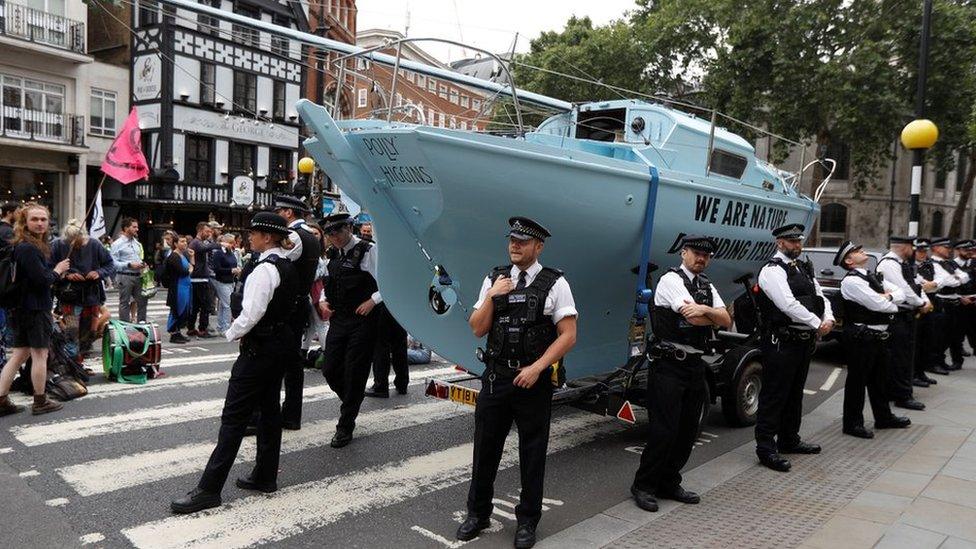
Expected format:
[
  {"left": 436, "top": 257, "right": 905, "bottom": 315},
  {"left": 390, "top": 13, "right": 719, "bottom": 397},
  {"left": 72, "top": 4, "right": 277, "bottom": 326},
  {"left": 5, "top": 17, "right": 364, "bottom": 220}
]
[
  {"left": 272, "top": 195, "right": 322, "bottom": 428},
  {"left": 171, "top": 213, "right": 300, "bottom": 514},
  {"left": 955, "top": 241, "right": 976, "bottom": 357},
  {"left": 914, "top": 239, "right": 948, "bottom": 378},
  {"left": 754, "top": 223, "right": 834, "bottom": 472},
  {"left": 835, "top": 241, "right": 912, "bottom": 439},
  {"left": 930, "top": 237, "right": 969, "bottom": 371},
  {"left": 631, "top": 235, "right": 730, "bottom": 513},
  {"left": 951, "top": 240, "right": 976, "bottom": 367},
  {"left": 457, "top": 217, "right": 577, "bottom": 549},
  {"left": 319, "top": 212, "right": 382, "bottom": 448},
  {"left": 877, "top": 236, "right": 931, "bottom": 410}
]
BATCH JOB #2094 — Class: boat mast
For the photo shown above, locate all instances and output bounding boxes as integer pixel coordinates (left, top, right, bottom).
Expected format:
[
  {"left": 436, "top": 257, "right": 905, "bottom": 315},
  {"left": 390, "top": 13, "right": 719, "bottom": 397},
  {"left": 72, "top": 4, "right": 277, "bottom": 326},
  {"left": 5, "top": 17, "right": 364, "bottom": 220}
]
[{"left": 154, "top": 0, "right": 573, "bottom": 112}]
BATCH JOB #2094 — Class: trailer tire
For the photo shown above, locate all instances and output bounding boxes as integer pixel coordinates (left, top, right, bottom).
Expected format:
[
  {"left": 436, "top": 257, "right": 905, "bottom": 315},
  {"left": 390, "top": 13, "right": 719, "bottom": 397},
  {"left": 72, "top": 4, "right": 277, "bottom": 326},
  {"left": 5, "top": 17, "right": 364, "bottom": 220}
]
[{"left": 721, "top": 360, "right": 762, "bottom": 427}]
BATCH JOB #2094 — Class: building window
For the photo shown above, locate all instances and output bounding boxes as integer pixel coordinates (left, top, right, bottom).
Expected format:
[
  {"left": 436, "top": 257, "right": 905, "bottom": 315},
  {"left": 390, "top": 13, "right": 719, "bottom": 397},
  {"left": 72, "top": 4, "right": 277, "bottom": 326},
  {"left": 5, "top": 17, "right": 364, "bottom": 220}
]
[
  {"left": 233, "top": 71, "right": 256, "bottom": 114},
  {"left": 271, "top": 15, "right": 289, "bottom": 56},
  {"left": 357, "top": 88, "right": 367, "bottom": 108},
  {"left": 428, "top": 78, "right": 436, "bottom": 92},
  {"left": 934, "top": 164, "right": 947, "bottom": 190},
  {"left": 184, "top": 135, "right": 213, "bottom": 184},
  {"left": 89, "top": 88, "right": 116, "bottom": 136},
  {"left": 416, "top": 74, "right": 425, "bottom": 88},
  {"left": 439, "top": 84, "right": 448, "bottom": 99},
  {"left": 931, "top": 210, "right": 945, "bottom": 236},
  {"left": 228, "top": 141, "right": 255, "bottom": 176},
  {"left": 269, "top": 147, "right": 292, "bottom": 183},
  {"left": 200, "top": 62, "right": 215, "bottom": 105},
  {"left": 449, "top": 89, "right": 459, "bottom": 104},
  {"left": 460, "top": 121, "right": 467, "bottom": 130},
  {"left": 232, "top": 3, "right": 260, "bottom": 48},
  {"left": 406, "top": 72, "right": 414, "bottom": 83},
  {"left": 957, "top": 151, "right": 969, "bottom": 190},
  {"left": 138, "top": 0, "right": 159, "bottom": 27},
  {"left": 273, "top": 81, "right": 286, "bottom": 120},
  {"left": 709, "top": 149, "right": 747, "bottom": 179},
  {"left": 1, "top": 75, "right": 64, "bottom": 138},
  {"left": 472, "top": 98, "right": 482, "bottom": 111},
  {"left": 427, "top": 108, "right": 434, "bottom": 126},
  {"left": 460, "top": 95, "right": 469, "bottom": 108},
  {"left": 197, "top": 0, "right": 220, "bottom": 35},
  {"left": 819, "top": 202, "right": 847, "bottom": 246},
  {"left": 821, "top": 138, "right": 850, "bottom": 180},
  {"left": 395, "top": 93, "right": 402, "bottom": 106}
]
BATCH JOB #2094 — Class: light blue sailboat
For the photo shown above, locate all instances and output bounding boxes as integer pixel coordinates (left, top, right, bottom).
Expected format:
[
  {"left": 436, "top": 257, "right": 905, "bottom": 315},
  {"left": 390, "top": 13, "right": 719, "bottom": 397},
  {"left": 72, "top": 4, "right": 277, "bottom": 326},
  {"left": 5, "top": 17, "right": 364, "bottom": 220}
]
[{"left": 298, "top": 97, "right": 824, "bottom": 379}]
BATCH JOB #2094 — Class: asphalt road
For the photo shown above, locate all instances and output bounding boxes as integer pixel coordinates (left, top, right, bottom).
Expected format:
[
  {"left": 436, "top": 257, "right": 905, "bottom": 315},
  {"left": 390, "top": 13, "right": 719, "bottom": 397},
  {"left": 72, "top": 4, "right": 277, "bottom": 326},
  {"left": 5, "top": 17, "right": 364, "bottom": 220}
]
[{"left": 0, "top": 294, "right": 851, "bottom": 549}]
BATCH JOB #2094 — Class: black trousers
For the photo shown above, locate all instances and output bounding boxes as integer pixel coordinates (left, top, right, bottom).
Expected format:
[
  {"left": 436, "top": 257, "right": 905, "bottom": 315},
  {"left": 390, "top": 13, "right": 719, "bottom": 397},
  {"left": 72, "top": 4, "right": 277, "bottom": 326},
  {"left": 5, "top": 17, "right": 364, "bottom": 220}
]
[
  {"left": 916, "top": 309, "right": 941, "bottom": 373},
  {"left": 190, "top": 281, "right": 213, "bottom": 332},
  {"left": 943, "top": 302, "right": 966, "bottom": 365},
  {"left": 843, "top": 328, "right": 895, "bottom": 429},
  {"left": 282, "top": 300, "right": 311, "bottom": 425},
  {"left": 755, "top": 334, "right": 815, "bottom": 456},
  {"left": 371, "top": 304, "right": 409, "bottom": 393},
  {"left": 467, "top": 367, "right": 553, "bottom": 527},
  {"left": 886, "top": 315, "right": 917, "bottom": 402},
  {"left": 633, "top": 357, "right": 705, "bottom": 493},
  {"left": 322, "top": 311, "right": 378, "bottom": 433},
  {"left": 198, "top": 342, "right": 285, "bottom": 492}
]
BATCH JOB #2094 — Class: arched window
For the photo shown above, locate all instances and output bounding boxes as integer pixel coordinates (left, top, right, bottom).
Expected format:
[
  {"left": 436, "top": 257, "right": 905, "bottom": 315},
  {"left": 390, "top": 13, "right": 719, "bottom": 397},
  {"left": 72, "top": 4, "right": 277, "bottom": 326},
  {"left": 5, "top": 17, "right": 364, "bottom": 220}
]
[
  {"left": 819, "top": 203, "right": 847, "bottom": 246},
  {"left": 931, "top": 210, "right": 945, "bottom": 236}
]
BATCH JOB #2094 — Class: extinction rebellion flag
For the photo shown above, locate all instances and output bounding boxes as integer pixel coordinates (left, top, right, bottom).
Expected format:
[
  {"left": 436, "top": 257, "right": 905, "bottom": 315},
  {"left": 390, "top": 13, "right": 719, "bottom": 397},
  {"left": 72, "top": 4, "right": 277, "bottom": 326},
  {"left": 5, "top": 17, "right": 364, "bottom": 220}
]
[{"left": 100, "top": 107, "right": 150, "bottom": 184}]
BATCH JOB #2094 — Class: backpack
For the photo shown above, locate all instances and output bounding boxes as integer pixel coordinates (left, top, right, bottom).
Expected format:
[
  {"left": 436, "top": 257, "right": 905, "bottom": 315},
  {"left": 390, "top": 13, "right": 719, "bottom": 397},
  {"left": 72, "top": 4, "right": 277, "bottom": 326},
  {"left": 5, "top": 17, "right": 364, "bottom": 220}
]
[{"left": 0, "top": 246, "right": 20, "bottom": 308}]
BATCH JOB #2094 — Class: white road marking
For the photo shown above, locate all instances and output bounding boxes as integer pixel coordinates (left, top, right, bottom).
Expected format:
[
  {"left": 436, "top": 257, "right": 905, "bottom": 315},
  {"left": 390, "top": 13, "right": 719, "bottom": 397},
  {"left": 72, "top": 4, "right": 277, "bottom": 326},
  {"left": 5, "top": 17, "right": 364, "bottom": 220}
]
[
  {"left": 80, "top": 533, "right": 105, "bottom": 545},
  {"left": 542, "top": 498, "right": 564, "bottom": 506},
  {"left": 410, "top": 526, "right": 468, "bottom": 548},
  {"left": 13, "top": 366, "right": 459, "bottom": 447},
  {"left": 492, "top": 508, "right": 517, "bottom": 521},
  {"left": 803, "top": 389, "right": 817, "bottom": 395},
  {"left": 19, "top": 469, "right": 40, "bottom": 477},
  {"left": 45, "top": 497, "right": 69, "bottom": 507},
  {"left": 820, "top": 367, "right": 842, "bottom": 391},
  {"left": 58, "top": 397, "right": 469, "bottom": 496},
  {"left": 0, "top": 447, "right": 12, "bottom": 454},
  {"left": 121, "top": 412, "right": 625, "bottom": 549},
  {"left": 492, "top": 498, "right": 516, "bottom": 509},
  {"left": 700, "top": 432, "right": 718, "bottom": 438},
  {"left": 84, "top": 371, "right": 231, "bottom": 398}
]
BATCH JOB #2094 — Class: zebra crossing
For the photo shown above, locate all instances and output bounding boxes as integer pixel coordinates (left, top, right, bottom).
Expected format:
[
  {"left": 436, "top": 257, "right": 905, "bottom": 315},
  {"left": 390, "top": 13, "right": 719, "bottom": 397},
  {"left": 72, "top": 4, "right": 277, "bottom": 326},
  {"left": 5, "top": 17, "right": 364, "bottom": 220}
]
[{"left": 0, "top": 305, "right": 641, "bottom": 549}]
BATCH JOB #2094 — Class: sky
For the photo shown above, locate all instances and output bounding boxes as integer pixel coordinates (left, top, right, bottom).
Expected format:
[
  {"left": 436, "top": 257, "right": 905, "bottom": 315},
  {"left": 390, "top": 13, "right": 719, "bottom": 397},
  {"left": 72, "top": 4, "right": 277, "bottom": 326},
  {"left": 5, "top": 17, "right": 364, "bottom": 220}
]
[{"left": 355, "top": 0, "right": 638, "bottom": 64}]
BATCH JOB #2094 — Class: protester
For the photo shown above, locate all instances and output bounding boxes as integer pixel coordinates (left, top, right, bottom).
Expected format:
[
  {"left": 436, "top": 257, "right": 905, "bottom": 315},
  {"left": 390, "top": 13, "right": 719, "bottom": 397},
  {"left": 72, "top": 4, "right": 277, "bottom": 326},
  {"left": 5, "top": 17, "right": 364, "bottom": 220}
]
[
  {"left": 305, "top": 223, "right": 330, "bottom": 352},
  {"left": 50, "top": 219, "right": 115, "bottom": 361},
  {"left": 0, "top": 203, "right": 71, "bottom": 416},
  {"left": 165, "top": 236, "right": 195, "bottom": 344},
  {"left": 211, "top": 234, "right": 239, "bottom": 335},
  {"left": 111, "top": 218, "right": 148, "bottom": 322},
  {"left": 188, "top": 222, "right": 221, "bottom": 338}
]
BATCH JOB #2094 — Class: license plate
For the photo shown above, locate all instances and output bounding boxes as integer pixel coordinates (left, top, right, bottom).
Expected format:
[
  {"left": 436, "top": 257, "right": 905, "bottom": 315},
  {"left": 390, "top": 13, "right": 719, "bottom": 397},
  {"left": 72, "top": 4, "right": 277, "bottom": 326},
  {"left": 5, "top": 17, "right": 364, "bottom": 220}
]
[{"left": 449, "top": 384, "right": 478, "bottom": 406}]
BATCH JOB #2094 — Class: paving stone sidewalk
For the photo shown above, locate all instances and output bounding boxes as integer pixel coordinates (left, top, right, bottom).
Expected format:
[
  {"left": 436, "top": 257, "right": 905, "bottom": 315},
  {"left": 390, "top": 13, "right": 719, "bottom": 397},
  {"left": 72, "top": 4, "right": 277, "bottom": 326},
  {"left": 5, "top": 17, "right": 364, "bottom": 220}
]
[{"left": 540, "top": 361, "right": 976, "bottom": 549}]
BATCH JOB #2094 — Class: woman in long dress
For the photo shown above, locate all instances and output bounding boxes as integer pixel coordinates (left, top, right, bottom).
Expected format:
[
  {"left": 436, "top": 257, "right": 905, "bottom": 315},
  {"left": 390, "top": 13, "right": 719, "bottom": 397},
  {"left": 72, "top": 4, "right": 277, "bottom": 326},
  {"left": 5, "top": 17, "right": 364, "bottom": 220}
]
[{"left": 166, "top": 236, "right": 194, "bottom": 344}]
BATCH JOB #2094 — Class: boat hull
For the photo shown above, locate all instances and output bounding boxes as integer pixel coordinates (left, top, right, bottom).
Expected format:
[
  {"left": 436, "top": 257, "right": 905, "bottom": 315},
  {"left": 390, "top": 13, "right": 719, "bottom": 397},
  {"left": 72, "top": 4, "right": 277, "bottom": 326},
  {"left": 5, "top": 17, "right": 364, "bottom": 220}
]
[{"left": 298, "top": 100, "right": 818, "bottom": 378}]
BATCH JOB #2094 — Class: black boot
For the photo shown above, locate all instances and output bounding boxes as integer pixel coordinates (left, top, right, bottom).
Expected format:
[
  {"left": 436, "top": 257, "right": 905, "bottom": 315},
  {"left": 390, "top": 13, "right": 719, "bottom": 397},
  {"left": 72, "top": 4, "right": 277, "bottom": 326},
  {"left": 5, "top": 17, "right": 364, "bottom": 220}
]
[
  {"left": 514, "top": 523, "right": 537, "bottom": 549},
  {"left": 456, "top": 516, "right": 491, "bottom": 541},
  {"left": 171, "top": 487, "right": 222, "bottom": 514}
]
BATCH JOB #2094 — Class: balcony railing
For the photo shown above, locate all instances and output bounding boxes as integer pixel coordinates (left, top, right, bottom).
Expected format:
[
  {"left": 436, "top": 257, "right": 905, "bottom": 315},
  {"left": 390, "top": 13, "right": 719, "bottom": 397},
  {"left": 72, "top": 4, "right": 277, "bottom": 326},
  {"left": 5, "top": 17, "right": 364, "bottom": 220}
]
[
  {"left": 0, "top": 107, "right": 84, "bottom": 146},
  {"left": 124, "top": 182, "right": 275, "bottom": 208},
  {"left": 0, "top": 0, "right": 85, "bottom": 53}
]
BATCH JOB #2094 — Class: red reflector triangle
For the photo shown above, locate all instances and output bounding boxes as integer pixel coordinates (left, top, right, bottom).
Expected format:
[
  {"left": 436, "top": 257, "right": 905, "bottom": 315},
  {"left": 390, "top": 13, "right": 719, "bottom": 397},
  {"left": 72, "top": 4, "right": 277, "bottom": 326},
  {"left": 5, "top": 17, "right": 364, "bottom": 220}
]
[
  {"left": 617, "top": 401, "right": 636, "bottom": 424},
  {"left": 425, "top": 380, "right": 438, "bottom": 398}
]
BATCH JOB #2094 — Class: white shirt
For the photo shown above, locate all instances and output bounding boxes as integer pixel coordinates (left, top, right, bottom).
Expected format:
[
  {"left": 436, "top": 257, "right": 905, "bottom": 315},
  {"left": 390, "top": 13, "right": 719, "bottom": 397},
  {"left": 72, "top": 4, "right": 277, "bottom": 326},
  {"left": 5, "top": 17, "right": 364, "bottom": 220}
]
[
  {"left": 876, "top": 252, "right": 929, "bottom": 309},
  {"left": 932, "top": 255, "right": 968, "bottom": 298},
  {"left": 225, "top": 247, "right": 286, "bottom": 342},
  {"left": 654, "top": 264, "right": 726, "bottom": 311},
  {"left": 283, "top": 218, "right": 305, "bottom": 262},
  {"left": 474, "top": 261, "right": 578, "bottom": 324},
  {"left": 320, "top": 235, "right": 382, "bottom": 305},
  {"left": 758, "top": 251, "right": 835, "bottom": 330},
  {"left": 956, "top": 257, "right": 976, "bottom": 297},
  {"left": 840, "top": 267, "right": 901, "bottom": 330}
]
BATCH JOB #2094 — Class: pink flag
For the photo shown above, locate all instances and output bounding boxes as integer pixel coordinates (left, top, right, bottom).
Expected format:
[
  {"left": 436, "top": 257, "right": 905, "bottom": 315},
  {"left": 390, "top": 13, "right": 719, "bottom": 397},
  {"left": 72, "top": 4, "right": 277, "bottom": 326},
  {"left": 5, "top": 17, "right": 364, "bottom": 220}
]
[{"left": 101, "top": 107, "right": 150, "bottom": 185}]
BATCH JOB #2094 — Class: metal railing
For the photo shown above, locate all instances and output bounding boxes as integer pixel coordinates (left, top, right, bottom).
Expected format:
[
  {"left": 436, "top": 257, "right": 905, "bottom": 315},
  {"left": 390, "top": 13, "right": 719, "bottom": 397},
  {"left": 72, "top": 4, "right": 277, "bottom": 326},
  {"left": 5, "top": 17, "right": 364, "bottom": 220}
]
[
  {"left": 124, "top": 181, "right": 274, "bottom": 208},
  {"left": 0, "top": 107, "right": 84, "bottom": 146},
  {"left": 0, "top": 0, "right": 85, "bottom": 53}
]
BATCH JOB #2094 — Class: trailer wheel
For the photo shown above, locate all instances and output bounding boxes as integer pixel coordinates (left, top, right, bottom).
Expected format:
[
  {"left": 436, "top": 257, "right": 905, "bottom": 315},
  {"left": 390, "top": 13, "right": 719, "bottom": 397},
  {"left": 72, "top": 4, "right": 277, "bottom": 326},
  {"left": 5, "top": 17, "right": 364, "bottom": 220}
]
[{"left": 721, "top": 360, "right": 762, "bottom": 427}]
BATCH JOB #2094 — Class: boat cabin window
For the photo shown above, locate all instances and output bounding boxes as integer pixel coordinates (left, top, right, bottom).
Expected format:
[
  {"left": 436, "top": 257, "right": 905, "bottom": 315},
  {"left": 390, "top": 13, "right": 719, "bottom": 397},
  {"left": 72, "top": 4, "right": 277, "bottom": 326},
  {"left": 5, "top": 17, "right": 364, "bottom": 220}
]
[
  {"left": 575, "top": 108, "right": 626, "bottom": 142},
  {"left": 709, "top": 149, "right": 748, "bottom": 179}
]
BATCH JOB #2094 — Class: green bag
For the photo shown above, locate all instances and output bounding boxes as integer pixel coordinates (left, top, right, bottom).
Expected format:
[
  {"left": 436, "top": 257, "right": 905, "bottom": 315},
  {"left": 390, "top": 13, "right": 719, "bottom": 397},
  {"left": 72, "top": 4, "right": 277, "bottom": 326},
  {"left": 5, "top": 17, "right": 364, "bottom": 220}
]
[
  {"left": 140, "top": 270, "right": 158, "bottom": 299},
  {"left": 102, "top": 320, "right": 161, "bottom": 385}
]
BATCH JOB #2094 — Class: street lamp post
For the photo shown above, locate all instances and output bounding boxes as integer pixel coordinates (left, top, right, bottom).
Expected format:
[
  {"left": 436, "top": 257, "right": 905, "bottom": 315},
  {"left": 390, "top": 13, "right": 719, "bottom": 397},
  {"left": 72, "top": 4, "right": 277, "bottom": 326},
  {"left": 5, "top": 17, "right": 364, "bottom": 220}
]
[
  {"left": 297, "top": 156, "right": 316, "bottom": 200},
  {"left": 904, "top": 0, "right": 937, "bottom": 238}
]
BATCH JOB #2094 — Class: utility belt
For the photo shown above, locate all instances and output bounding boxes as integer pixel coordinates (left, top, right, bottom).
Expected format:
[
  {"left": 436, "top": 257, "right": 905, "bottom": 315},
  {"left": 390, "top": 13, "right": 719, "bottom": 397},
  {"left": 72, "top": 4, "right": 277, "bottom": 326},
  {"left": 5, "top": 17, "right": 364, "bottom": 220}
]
[
  {"left": 764, "top": 326, "right": 817, "bottom": 344},
  {"left": 893, "top": 309, "right": 917, "bottom": 322},
  {"left": 845, "top": 323, "right": 890, "bottom": 341},
  {"left": 937, "top": 295, "right": 961, "bottom": 308},
  {"left": 477, "top": 346, "right": 529, "bottom": 377},
  {"left": 648, "top": 341, "right": 705, "bottom": 363},
  {"left": 241, "top": 323, "right": 293, "bottom": 355}
]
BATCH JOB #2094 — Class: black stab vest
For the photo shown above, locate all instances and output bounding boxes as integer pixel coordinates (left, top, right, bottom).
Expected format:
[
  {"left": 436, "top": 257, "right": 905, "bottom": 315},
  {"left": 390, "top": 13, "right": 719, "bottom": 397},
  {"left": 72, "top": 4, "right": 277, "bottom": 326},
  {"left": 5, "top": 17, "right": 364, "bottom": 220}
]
[
  {"left": 291, "top": 223, "right": 322, "bottom": 295},
  {"left": 651, "top": 267, "right": 714, "bottom": 351},
  {"left": 485, "top": 265, "right": 561, "bottom": 365},
  {"left": 324, "top": 240, "right": 378, "bottom": 315},
  {"left": 842, "top": 270, "right": 895, "bottom": 325},
  {"left": 956, "top": 259, "right": 976, "bottom": 296},
  {"left": 935, "top": 258, "right": 960, "bottom": 296},
  {"left": 241, "top": 254, "right": 301, "bottom": 342},
  {"left": 756, "top": 258, "right": 825, "bottom": 329},
  {"left": 878, "top": 256, "right": 922, "bottom": 298}
]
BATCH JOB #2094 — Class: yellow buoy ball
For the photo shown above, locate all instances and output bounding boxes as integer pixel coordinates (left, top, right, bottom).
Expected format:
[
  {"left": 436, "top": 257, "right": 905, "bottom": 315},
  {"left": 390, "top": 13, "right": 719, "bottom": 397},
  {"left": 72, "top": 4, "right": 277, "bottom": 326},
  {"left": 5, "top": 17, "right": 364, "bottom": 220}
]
[
  {"left": 297, "top": 156, "right": 316, "bottom": 175},
  {"left": 900, "top": 119, "right": 939, "bottom": 150}
]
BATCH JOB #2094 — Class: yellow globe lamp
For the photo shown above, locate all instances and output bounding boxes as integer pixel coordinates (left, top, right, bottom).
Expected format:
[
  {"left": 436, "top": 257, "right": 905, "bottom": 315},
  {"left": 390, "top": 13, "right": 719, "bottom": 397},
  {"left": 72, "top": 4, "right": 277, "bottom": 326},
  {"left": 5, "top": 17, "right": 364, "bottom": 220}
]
[
  {"left": 297, "top": 156, "right": 316, "bottom": 175},
  {"left": 900, "top": 119, "right": 939, "bottom": 150}
]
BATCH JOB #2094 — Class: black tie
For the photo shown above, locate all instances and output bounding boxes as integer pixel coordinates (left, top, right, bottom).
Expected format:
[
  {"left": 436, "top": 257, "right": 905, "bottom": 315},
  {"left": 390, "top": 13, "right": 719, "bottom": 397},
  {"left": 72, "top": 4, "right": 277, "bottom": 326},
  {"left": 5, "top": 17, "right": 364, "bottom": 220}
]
[{"left": 515, "top": 270, "right": 527, "bottom": 291}]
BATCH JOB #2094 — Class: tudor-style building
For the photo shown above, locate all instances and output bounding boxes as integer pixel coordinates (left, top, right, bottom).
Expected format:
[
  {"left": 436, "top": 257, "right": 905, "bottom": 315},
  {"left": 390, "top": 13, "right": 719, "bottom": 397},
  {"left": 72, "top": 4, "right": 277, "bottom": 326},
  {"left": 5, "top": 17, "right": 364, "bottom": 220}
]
[{"left": 110, "top": 0, "right": 308, "bottom": 238}]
